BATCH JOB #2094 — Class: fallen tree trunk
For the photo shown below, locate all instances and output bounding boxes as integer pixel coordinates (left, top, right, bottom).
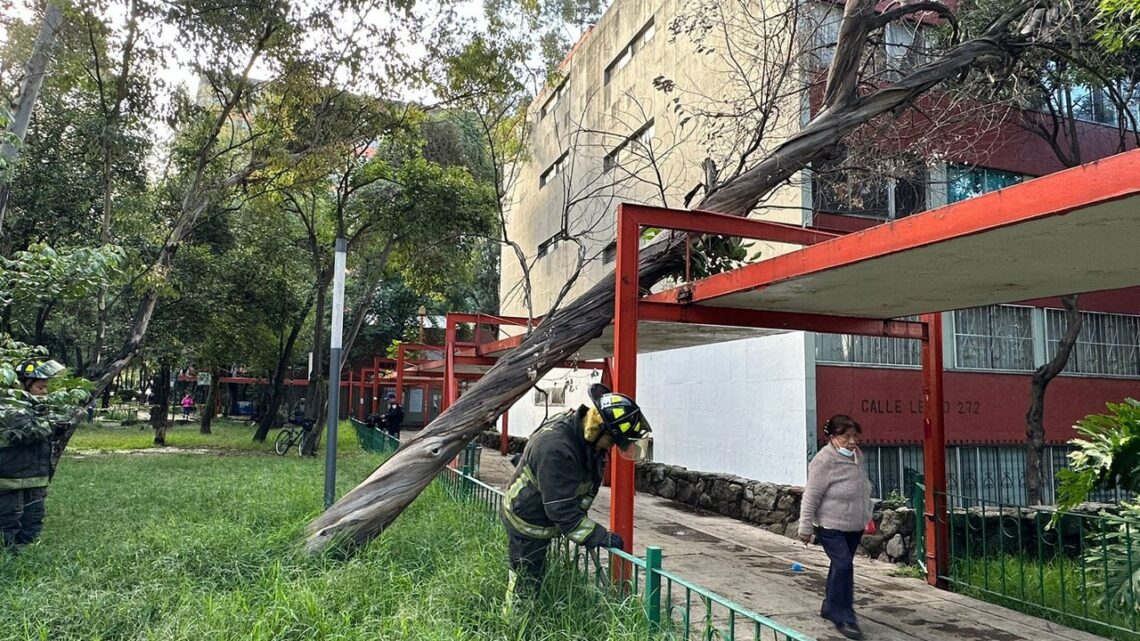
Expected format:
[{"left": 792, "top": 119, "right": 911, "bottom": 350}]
[{"left": 303, "top": 0, "right": 1031, "bottom": 554}]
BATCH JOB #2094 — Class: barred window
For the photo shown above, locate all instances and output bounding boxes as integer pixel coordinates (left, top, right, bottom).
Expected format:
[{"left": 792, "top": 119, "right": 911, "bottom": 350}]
[
  {"left": 1046, "top": 309, "right": 1140, "bottom": 377},
  {"left": 816, "top": 317, "right": 921, "bottom": 366},
  {"left": 532, "top": 385, "right": 566, "bottom": 406},
  {"left": 953, "top": 305, "right": 1034, "bottom": 371}
]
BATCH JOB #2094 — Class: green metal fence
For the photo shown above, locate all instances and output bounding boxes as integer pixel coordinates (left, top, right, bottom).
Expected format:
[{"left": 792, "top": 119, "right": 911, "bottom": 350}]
[
  {"left": 434, "top": 447, "right": 814, "bottom": 641},
  {"left": 349, "top": 418, "right": 400, "bottom": 454},
  {"left": 938, "top": 489, "right": 1140, "bottom": 640}
]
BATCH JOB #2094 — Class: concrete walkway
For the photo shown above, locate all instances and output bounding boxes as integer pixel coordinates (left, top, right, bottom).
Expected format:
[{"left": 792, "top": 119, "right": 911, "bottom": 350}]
[{"left": 476, "top": 450, "right": 1102, "bottom": 641}]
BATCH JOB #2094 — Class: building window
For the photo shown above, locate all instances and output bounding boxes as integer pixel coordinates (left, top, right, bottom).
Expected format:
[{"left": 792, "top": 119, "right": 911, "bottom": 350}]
[
  {"left": 805, "top": 3, "right": 842, "bottom": 66},
  {"left": 953, "top": 305, "right": 1034, "bottom": 371},
  {"left": 539, "top": 152, "right": 568, "bottom": 188},
  {"left": 604, "top": 18, "right": 656, "bottom": 84},
  {"left": 1046, "top": 309, "right": 1140, "bottom": 377},
  {"left": 603, "top": 120, "right": 655, "bottom": 172},
  {"left": 816, "top": 319, "right": 921, "bottom": 367},
  {"left": 532, "top": 385, "right": 566, "bottom": 406},
  {"left": 602, "top": 241, "right": 617, "bottom": 264},
  {"left": 812, "top": 154, "right": 925, "bottom": 220},
  {"left": 540, "top": 77, "right": 568, "bottom": 119},
  {"left": 537, "top": 233, "right": 561, "bottom": 258},
  {"left": 947, "top": 165, "right": 1029, "bottom": 203}
]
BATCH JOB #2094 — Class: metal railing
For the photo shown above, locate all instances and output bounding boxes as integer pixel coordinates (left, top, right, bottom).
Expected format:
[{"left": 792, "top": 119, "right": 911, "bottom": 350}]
[
  {"left": 863, "top": 445, "right": 1132, "bottom": 506},
  {"left": 349, "top": 418, "right": 400, "bottom": 454},
  {"left": 432, "top": 445, "right": 815, "bottom": 641},
  {"left": 937, "top": 489, "right": 1140, "bottom": 640}
]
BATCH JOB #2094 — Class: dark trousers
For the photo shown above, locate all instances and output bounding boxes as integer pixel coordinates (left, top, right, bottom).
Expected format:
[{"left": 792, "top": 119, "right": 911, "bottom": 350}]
[
  {"left": 505, "top": 526, "right": 551, "bottom": 598},
  {"left": 0, "top": 487, "right": 48, "bottom": 548},
  {"left": 817, "top": 527, "right": 863, "bottom": 625}
]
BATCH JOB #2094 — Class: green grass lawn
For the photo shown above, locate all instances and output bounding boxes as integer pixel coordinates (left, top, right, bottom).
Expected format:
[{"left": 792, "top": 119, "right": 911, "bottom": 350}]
[
  {"left": 952, "top": 554, "right": 1139, "bottom": 641},
  {"left": 1, "top": 439, "right": 650, "bottom": 640},
  {"left": 68, "top": 418, "right": 361, "bottom": 454}
]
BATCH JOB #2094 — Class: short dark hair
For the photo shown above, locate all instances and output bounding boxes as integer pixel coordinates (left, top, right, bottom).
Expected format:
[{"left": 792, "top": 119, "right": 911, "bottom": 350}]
[{"left": 823, "top": 414, "right": 861, "bottom": 437}]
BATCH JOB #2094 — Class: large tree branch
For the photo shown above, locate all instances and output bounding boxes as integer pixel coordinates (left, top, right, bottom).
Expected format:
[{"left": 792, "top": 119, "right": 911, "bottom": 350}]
[{"left": 303, "top": 2, "right": 1034, "bottom": 554}]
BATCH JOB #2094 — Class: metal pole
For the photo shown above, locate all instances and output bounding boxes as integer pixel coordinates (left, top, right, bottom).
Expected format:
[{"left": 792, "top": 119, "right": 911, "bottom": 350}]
[{"left": 325, "top": 237, "right": 347, "bottom": 509}]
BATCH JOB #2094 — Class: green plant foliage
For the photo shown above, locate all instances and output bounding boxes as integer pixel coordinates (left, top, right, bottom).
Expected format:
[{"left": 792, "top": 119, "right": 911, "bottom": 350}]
[{"left": 1056, "top": 399, "right": 1140, "bottom": 513}]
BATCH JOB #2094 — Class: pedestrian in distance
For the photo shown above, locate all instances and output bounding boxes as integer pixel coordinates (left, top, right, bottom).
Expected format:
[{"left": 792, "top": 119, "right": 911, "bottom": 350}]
[
  {"left": 181, "top": 393, "right": 194, "bottom": 420},
  {"left": 499, "top": 383, "right": 652, "bottom": 606},
  {"left": 382, "top": 393, "right": 404, "bottom": 440},
  {"left": 0, "top": 358, "right": 68, "bottom": 552},
  {"left": 798, "top": 414, "right": 874, "bottom": 640}
]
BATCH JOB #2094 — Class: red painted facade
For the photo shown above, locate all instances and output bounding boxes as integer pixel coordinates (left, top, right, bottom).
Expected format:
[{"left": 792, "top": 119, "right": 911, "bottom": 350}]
[{"left": 816, "top": 364, "right": 1140, "bottom": 445}]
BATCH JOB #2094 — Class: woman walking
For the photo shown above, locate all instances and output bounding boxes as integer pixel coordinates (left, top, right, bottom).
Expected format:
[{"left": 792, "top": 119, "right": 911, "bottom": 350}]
[{"left": 798, "top": 415, "right": 873, "bottom": 640}]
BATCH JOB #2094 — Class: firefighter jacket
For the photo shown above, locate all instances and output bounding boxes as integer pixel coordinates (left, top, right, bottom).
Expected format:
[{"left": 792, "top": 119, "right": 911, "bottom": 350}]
[
  {"left": 0, "top": 407, "right": 53, "bottom": 490},
  {"left": 500, "top": 405, "right": 609, "bottom": 546}
]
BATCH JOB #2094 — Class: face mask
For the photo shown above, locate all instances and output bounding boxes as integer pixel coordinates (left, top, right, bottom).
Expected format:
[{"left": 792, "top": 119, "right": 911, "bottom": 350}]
[{"left": 836, "top": 446, "right": 855, "bottom": 458}]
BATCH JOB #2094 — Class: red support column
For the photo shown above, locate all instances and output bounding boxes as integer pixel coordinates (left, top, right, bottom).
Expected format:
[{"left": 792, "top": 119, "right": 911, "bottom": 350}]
[
  {"left": 395, "top": 345, "right": 406, "bottom": 406},
  {"left": 372, "top": 357, "right": 381, "bottom": 415},
  {"left": 500, "top": 410, "right": 510, "bottom": 456},
  {"left": 358, "top": 369, "right": 367, "bottom": 420},
  {"left": 610, "top": 204, "right": 640, "bottom": 554},
  {"left": 921, "top": 313, "right": 949, "bottom": 587},
  {"left": 444, "top": 317, "right": 458, "bottom": 411},
  {"left": 444, "top": 316, "right": 459, "bottom": 469},
  {"left": 346, "top": 369, "right": 354, "bottom": 421}
]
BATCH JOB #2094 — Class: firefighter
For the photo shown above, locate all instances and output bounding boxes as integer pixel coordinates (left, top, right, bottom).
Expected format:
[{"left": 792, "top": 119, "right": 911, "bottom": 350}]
[
  {"left": 500, "top": 383, "right": 652, "bottom": 601},
  {"left": 0, "top": 358, "right": 66, "bottom": 550}
]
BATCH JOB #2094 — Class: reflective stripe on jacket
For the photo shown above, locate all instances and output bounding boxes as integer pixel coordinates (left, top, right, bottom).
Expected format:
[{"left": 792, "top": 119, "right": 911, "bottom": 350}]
[{"left": 500, "top": 406, "right": 607, "bottom": 545}]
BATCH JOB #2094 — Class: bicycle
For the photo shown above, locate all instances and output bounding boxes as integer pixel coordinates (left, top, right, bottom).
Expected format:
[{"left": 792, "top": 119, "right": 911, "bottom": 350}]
[{"left": 275, "top": 416, "right": 315, "bottom": 456}]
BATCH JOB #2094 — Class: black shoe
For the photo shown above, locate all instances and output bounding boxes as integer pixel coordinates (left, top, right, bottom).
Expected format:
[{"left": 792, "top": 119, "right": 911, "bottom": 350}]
[{"left": 834, "top": 622, "right": 863, "bottom": 640}]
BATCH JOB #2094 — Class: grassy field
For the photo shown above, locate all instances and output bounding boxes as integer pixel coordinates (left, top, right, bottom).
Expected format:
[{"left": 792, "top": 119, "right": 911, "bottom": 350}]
[
  {"left": 952, "top": 554, "right": 1138, "bottom": 641},
  {"left": 1, "top": 433, "right": 650, "bottom": 640},
  {"left": 68, "top": 417, "right": 361, "bottom": 454}
]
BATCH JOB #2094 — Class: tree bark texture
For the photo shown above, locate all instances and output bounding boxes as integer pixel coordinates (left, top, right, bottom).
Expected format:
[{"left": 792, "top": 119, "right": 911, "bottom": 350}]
[
  {"left": 152, "top": 364, "right": 171, "bottom": 446},
  {"left": 303, "top": 0, "right": 1033, "bottom": 554},
  {"left": 302, "top": 271, "right": 330, "bottom": 456},
  {"left": 0, "top": 2, "right": 64, "bottom": 233},
  {"left": 254, "top": 293, "right": 315, "bottom": 442},
  {"left": 200, "top": 366, "right": 222, "bottom": 435},
  {"left": 1025, "top": 294, "right": 1081, "bottom": 505}
]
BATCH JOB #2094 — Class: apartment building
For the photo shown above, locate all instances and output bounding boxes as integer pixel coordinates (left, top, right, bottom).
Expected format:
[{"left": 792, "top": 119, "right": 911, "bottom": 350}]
[{"left": 498, "top": 0, "right": 1140, "bottom": 503}]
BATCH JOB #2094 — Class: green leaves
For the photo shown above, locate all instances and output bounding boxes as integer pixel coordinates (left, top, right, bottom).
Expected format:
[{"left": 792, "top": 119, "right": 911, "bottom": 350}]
[
  {"left": 1055, "top": 399, "right": 1140, "bottom": 514},
  {"left": 1096, "top": 0, "right": 1140, "bottom": 52},
  {"left": 0, "top": 243, "right": 125, "bottom": 306}
]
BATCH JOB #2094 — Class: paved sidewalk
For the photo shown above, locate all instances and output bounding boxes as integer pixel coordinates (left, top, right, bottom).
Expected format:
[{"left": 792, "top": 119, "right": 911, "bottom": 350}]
[{"left": 477, "top": 450, "right": 1102, "bottom": 641}]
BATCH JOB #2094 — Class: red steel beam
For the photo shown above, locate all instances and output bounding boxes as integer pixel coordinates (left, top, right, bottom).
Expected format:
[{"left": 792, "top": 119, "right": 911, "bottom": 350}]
[
  {"left": 921, "top": 313, "right": 949, "bottom": 587},
  {"left": 622, "top": 203, "right": 840, "bottom": 245},
  {"left": 647, "top": 149, "right": 1140, "bottom": 307},
  {"left": 638, "top": 301, "right": 925, "bottom": 340}
]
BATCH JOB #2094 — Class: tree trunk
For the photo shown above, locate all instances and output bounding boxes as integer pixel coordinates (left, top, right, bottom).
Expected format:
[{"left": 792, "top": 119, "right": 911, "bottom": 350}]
[
  {"left": 0, "top": 2, "right": 64, "bottom": 233},
  {"left": 1025, "top": 295, "right": 1081, "bottom": 505},
  {"left": 200, "top": 366, "right": 222, "bottom": 434},
  {"left": 152, "top": 364, "right": 171, "bottom": 446},
  {"left": 302, "top": 0, "right": 1033, "bottom": 554},
  {"left": 302, "top": 271, "right": 331, "bottom": 456},
  {"left": 254, "top": 292, "right": 315, "bottom": 441}
]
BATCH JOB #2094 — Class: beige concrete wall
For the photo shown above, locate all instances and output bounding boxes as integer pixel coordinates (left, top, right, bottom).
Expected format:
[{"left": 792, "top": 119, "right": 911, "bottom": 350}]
[{"left": 500, "top": 0, "right": 815, "bottom": 318}]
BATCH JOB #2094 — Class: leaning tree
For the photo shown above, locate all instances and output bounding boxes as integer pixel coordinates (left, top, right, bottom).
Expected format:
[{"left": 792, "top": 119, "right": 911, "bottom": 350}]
[{"left": 304, "top": 0, "right": 1067, "bottom": 553}]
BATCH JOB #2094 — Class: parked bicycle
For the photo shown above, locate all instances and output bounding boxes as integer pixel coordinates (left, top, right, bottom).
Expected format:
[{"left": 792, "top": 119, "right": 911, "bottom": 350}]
[{"left": 275, "top": 416, "right": 315, "bottom": 456}]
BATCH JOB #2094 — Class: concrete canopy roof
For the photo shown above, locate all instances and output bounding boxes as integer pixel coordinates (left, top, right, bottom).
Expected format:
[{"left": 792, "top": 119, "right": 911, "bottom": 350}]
[
  {"left": 647, "top": 148, "right": 1140, "bottom": 319},
  {"left": 449, "top": 149, "right": 1140, "bottom": 367}
]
